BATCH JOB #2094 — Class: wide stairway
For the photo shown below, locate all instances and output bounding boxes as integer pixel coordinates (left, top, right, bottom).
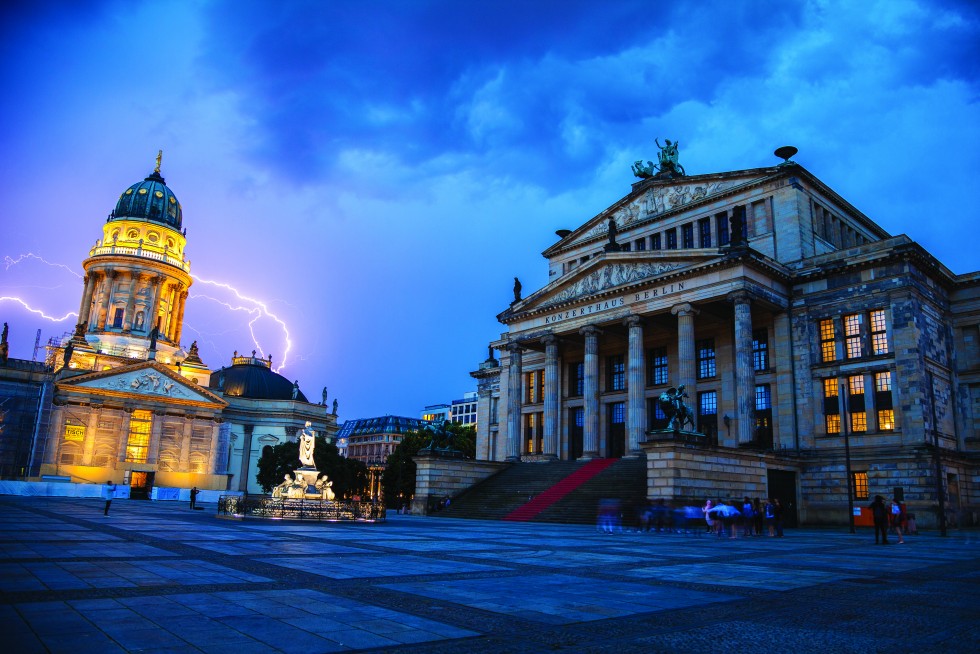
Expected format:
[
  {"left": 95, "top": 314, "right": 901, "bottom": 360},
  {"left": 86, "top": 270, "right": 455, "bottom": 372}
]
[{"left": 437, "top": 457, "right": 648, "bottom": 526}]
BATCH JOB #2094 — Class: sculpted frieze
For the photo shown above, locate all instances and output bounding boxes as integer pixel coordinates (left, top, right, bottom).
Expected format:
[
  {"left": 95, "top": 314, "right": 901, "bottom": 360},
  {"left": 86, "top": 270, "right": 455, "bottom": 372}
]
[
  {"left": 85, "top": 370, "right": 194, "bottom": 399},
  {"left": 539, "top": 262, "right": 681, "bottom": 309}
]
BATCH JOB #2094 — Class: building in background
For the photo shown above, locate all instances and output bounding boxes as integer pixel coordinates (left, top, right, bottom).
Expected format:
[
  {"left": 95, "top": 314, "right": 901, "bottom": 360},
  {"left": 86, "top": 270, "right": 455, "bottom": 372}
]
[
  {"left": 337, "top": 415, "right": 428, "bottom": 500},
  {"left": 472, "top": 144, "right": 979, "bottom": 527},
  {"left": 2, "top": 155, "right": 334, "bottom": 496},
  {"left": 421, "top": 391, "right": 479, "bottom": 426},
  {"left": 420, "top": 404, "right": 450, "bottom": 423}
]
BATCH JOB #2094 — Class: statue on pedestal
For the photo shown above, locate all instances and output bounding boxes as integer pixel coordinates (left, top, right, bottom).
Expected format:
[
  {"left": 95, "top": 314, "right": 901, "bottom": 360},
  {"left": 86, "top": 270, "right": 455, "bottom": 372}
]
[
  {"left": 315, "top": 474, "right": 335, "bottom": 501},
  {"left": 658, "top": 385, "right": 697, "bottom": 432},
  {"left": 298, "top": 421, "right": 316, "bottom": 467}
]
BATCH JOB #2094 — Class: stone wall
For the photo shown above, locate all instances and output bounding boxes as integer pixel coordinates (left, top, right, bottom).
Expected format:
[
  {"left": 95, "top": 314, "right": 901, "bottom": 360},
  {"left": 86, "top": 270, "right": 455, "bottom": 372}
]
[
  {"left": 412, "top": 454, "right": 508, "bottom": 515},
  {"left": 641, "top": 440, "right": 777, "bottom": 505}
]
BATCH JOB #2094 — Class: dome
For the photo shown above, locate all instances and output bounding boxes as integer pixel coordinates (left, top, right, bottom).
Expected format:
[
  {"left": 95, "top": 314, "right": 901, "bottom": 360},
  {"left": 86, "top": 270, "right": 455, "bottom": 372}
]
[
  {"left": 111, "top": 170, "right": 183, "bottom": 229},
  {"left": 209, "top": 361, "right": 308, "bottom": 402}
]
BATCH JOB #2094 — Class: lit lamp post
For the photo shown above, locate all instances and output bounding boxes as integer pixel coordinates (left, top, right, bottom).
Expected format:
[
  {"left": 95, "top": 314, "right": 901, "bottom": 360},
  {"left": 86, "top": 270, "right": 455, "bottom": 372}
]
[
  {"left": 840, "top": 382, "right": 855, "bottom": 534},
  {"left": 926, "top": 370, "right": 947, "bottom": 537}
]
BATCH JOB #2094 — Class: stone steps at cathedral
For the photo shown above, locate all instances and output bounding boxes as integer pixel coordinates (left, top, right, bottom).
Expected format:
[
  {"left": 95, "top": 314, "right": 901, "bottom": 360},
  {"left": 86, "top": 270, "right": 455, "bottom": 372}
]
[
  {"left": 438, "top": 457, "right": 648, "bottom": 525},
  {"left": 438, "top": 460, "right": 586, "bottom": 521}
]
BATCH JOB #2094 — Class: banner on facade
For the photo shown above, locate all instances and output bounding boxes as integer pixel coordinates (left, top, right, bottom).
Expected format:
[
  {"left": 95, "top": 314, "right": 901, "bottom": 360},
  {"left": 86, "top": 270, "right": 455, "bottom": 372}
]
[{"left": 64, "top": 425, "right": 85, "bottom": 442}]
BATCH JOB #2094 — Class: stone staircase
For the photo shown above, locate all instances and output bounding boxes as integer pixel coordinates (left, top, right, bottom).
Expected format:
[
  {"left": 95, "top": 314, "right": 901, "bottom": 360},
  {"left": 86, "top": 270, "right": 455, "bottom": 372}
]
[{"left": 437, "top": 457, "right": 648, "bottom": 526}]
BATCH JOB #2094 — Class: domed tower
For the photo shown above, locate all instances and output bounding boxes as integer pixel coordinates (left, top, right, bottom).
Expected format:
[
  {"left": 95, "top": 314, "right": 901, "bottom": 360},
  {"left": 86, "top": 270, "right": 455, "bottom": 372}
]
[{"left": 68, "top": 152, "right": 208, "bottom": 380}]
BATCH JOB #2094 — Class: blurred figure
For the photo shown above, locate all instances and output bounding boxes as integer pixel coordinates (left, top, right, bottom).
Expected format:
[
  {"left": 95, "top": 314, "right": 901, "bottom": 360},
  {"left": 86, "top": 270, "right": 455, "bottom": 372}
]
[{"left": 597, "top": 498, "right": 621, "bottom": 533}]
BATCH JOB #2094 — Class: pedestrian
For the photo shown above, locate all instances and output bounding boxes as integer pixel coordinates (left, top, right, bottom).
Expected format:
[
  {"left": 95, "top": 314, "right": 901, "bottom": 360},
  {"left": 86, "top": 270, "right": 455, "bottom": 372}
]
[
  {"left": 869, "top": 495, "right": 888, "bottom": 544},
  {"left": 702, "top": 499, "right": 715, "bottom": 535},
  {"left": 741, "top": 496, "right": 754, "bottom": 537},
  {"left": 190, "top": 486, "right": 199, "bottom": 510},
  {"left": 764, "top": 498, "right": 776, "bottom": 536},
  {"left": 102, "top": 480, "right": 116, "bottom": 516},
  {"left": 753, "top": 498, "right": 764, "bottom": 536},
  {"left": 890, "top": 498, "right": 905, "bottom": 544},
  {"left": 774, "top": 498, "right": 784, "bottom": 537}
]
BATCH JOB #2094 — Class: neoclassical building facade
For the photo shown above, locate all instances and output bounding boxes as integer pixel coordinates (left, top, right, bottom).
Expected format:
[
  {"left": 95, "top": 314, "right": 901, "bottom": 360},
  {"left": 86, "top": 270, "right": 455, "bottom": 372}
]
[
  {"left": 32, "top": 156, "right": 335, "bottom": 496},
  {"left": 472, "top": 147, "right": 979, "bottom": 526}
]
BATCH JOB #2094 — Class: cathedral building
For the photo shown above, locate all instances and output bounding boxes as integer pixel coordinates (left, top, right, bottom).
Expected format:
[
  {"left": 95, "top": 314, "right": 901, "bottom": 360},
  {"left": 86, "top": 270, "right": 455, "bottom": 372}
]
[
  {"left": 23, "top": 155, "right": 336, "bottom": 497},
  {"left": 472, "top": 145, "right": 979, "bottom": 527}
]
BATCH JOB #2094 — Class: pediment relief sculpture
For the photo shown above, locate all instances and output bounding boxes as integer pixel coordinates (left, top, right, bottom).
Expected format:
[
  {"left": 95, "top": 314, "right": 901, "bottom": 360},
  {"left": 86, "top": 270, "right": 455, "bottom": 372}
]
[
  {"left": 538, "top": 262, "right": 683, "bottom": 309},
  {"left": 76, "top": 369, "right": 203, "bottom": 400}
]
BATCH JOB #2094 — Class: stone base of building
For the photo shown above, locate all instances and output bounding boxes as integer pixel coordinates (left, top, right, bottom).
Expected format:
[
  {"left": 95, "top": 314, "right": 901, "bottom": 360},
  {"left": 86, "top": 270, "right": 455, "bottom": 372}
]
[{"left": 412, "top": 454, "right": 508, "bottom": 515}]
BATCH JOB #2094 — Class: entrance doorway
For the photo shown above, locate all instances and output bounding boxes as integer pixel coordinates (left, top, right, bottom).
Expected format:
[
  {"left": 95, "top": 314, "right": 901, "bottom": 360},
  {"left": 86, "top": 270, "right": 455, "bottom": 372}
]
[
  {"left": 569, "top": 408, "right": 583, "bottom": 460},
  {"left": 766, "top": 469, "right": 798, "bottom": 527},
  {"left": 129, "top": 471, "right": 154, "bottom": 500},
  {"left": 607, "top": 402, "right": 625, "bottom": 458}
]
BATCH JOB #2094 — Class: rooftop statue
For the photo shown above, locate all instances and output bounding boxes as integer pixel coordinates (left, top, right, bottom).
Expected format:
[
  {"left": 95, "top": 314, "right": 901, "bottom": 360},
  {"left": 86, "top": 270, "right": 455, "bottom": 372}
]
[{"left": 633, "top": 138, "right": 687, "bottom": 179}]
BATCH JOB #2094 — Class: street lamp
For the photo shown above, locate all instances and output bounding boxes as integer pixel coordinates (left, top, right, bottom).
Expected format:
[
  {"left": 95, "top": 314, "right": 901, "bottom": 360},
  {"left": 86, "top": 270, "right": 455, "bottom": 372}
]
[{"left": 840, "top": 382, "right": 855, "bottom": 534}]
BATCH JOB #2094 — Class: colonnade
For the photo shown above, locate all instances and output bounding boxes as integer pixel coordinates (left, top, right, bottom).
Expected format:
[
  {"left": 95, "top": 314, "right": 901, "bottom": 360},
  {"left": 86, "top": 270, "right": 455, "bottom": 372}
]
[
  {"left": 77, "top": 269, "right": 188, "bottom": 343},
  {"left": 502, "top": 294, "right": 760, "bottom": 461}
]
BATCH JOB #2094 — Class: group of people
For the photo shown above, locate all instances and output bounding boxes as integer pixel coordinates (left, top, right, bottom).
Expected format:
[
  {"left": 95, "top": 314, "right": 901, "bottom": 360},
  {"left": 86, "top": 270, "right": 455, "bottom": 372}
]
[
  {"left": 869, "top": 495, "right": 910, "bottom": 544},
  {"left": 597, "top": 497, "right": 787, "bottom": 537}
]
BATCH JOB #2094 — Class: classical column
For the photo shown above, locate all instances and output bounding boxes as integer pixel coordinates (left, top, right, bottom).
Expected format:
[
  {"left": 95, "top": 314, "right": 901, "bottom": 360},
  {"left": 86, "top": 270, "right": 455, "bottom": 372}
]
[
  {"left": 173, "top": 290, "right": 189, "bottom": 344},
  {"left": 238, "top": 424, "right": 254, "bottom": 490},
  {"left": 77, "top": 274, "right": 97, "bottom": 327},
  {"left": 505, "top": 343, "right": 523, "bottom": 461},
  {"left": 542, "top": 334, "right": 560, "bottom": 459},
  {"left": 98, "top": 269, "right": 118, "bottom": 330},
  {"left": 179, "top": 416, "right": 193, "bottom": 469},
  {"left": 122, "top": 271, "right": 140, "bottom": 332},
  {"left": 82, "top": 408, "right": 100, "bottom": 466},
  {"left": 147, "top": 410, "right": 164, "bottom": 464},
  {"left": 148, "top": 276, "right": 164, "bottom": 333},
  {"left": 117, "top": 409, "right": 133, "bottom": 462},
  {"left": 671, "top": 303, "right": 699, "bottom": 392},
  {"left": 730, "top": 290, "right": 756, "bottom": 445},
  {"left": 580, "top": 325, "right": 601, "bottom": 460},
  {"left": 45, "top": 405, "right": 65, "bottom": 466},
  {"left": 624, "top": 315, "right": 646, "bottom": 457},
  {"left": 211, "top": 419, "right": 224, "bottom": 475}
]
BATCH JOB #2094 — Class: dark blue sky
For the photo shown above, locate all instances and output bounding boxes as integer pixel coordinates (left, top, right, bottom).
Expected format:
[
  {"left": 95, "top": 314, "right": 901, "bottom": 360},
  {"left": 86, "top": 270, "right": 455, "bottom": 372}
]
[{"left": 1, "top": 0, "right": 978, "bottom": 420}]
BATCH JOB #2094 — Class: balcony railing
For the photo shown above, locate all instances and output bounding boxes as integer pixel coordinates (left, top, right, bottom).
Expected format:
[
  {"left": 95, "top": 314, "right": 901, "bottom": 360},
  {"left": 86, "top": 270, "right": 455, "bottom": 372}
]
[{"left": 88, "top": 244, "right": 190, "bottom": 272}]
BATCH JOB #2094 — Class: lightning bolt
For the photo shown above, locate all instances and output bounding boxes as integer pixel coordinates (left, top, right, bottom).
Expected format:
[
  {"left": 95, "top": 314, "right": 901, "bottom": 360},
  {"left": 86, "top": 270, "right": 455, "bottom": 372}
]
[
  {"left": 0, "top": 297, "right": 77, "bottom": 322},
  {"left": 190, "top": 276, "right": 292, "bottom": 373},
  {"left": 4, "top": 253, "right": 83, "bottom": 278}
]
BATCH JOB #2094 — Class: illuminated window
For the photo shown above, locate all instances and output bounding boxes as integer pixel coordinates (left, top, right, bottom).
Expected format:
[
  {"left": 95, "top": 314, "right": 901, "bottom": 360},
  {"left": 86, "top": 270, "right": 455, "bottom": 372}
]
[
  {"left": 819, "top": 319, "right": 836, "bottom": 362},
  {"left": 524, "top": 413, "right": 542, "bottom": 454},
  {"left": 823, "top": 378, "right": 840, "bottom": 434},
  {"left": 125, "top": 409, "right": 152, "bottom": 463},
  {"left": 878, "top": 409, "right": 895, "bottom": 431},
  {"left": 844, "top": 314, "right": 863, "bottom": 358},
  {"left": 525, "top": 370, "right": 544, "bottom": 404},
  {"left": 647, "top": 347, "right": 668, "bottom": 386},
  {"left": 870, "top": 309, "right": 889, "bottom": 354},
  {"left": 848, "top": 375, "right": 866, "bottom": 433},
  {"left": 853, "top": 471, "right": 869, "bottom": 500},
  {"left": 607, "top": 355, "right": 626, "bottom": 391},
  {"left": 752, "top": 329, "right": 769, "bottom": 371},
  {"left": 697, "top": 339, "right": 716, "bottom": 379},
  {"left": 875, "top": 371, "right": 894, "bottom": 431},
  {"left": 851, "top": 411, "right": 867, "bottom": 432}
]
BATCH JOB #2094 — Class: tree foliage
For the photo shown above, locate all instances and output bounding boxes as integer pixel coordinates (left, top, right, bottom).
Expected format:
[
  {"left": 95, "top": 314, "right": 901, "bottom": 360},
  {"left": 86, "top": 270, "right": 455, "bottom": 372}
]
[
  {"left": 255, "top": 437, "right": 369, "bottom": 498},
  {"left": 380, "top": 422, "right": 475, "bottom": 508}
]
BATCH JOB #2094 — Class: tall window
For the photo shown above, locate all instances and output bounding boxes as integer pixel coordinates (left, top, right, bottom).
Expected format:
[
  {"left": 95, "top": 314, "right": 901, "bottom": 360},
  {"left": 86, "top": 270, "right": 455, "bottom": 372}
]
[
  {"left": 698, "top": 390, "right": 718, "bottom": 440},
  {"left": 852, "top": 471, "right": 869, "bottom": 500},
  {"left": 844, "top": 313, "right": 863, "bottom": 359},
  {"left": 716, "top": 213, "right": 730, "bottom": 246},
  {"left": 875, "top": 371, "right": 895, "bottom": 430},
  {"left": 648, "top": 347, "right": 668, "bottom": 385},
  {"left": 755, "top": 384, "right": 772, "bottom": 446},
  {"left": 524, "top": 413, "right": 542, "bottom": 454},
  {"left": 569, "top": 362, "right": 584, "bottom": 397},
  {"left": 823, "top": 378, "right": 840, "bottom": 434},
  {"left": 665, "top": 228, "right": 677, "bottom": 250},
  {"left": 819, "top": 319, "right": 837, "bottom": 362},
  {"left": 125, "top": 409, "right": 152, "bottom": 463},
  {"left": 112, "top": 307, "right": 124, "bottom": 328},
  {"left": 635, "top": 237, "right": 646, "bottom": 251},
  {"left": 525, "top": 370, "right": 544, "bottom": 404},
  {"left": 699, "top": 218, "right": 712, "bottom": 248},
  {"left": 752, "top": 329, "right": 769, "bottom": 371},
  {"left": 607, "top": 355, "right": 625, "bottom": 391},
  {"left": 651, "top": 233, "right": 661, "bottom": 250},
  {"left": 611, "top": 402, "right": 625, "bottom": 424},
  {"left": 848, "top": 375, "right": 867, "bottom": 432},
  {"left": 697, "top": 339, "right": 716, "bottom": 379},
  {"left": 870, "top": 309, "right": 889, "bottom": 354},
  {"left": 648, "top": 398, "right": 668, "bottom": 430},
  {"left": 681, "top": 223, "right": 694, "bottom": 248}
]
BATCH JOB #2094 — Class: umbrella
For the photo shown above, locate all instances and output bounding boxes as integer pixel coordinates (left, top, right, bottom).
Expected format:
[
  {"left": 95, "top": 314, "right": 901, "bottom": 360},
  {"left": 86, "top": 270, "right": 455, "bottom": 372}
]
[{"left": 708, "top": 504, "right": 741, "bottom": 518}]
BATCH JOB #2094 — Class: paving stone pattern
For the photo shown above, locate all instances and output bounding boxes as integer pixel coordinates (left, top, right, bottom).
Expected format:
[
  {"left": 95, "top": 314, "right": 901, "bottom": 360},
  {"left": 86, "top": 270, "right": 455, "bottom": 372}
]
[{"left": 1, "top": 497, "right": 977, "bottom": 653}]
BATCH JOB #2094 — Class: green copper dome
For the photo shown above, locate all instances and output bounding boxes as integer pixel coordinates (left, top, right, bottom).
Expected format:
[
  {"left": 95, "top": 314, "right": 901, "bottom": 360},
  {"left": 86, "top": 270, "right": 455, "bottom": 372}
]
[{"left": 111, "top": 170, "right": 183, "bottom": 229}]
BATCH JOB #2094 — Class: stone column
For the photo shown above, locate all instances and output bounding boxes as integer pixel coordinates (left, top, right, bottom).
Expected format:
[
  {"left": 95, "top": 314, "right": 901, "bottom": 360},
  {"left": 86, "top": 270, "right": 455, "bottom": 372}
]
[
  {"left": 82, "top": 408, "right": 100, "bottom": 466},
  {"left": 117, "top": 409, "right": 132, "bottom": 462},
  {"left": 671, "top": 303, "right": 699, "bottom": 392},
  {"left": 625, "top": 315, "right": 646, "bottom": 457},
  {"left": 122, "top": 271, "right": 141, "bottom": 332},
  {"left": 45, "top": 405, "right": 65, "bottom": 466},
  {"left": 505, "top": 343, "right": 523, "bottom": 462},
  {"left": 211, "top": 419, "right": 224, "bottom": 475},
  {"left": 147, "top": 410, "right": 164, "bottom": 464},
  {"left": 179, "top": 416, "right": 193, "bottom": 468},
  {"left": 542, "top": 334, "right": 560, "bottom": 459},
  {"left": 580, "top": 325, "right": 601, "bottom": 460},
  {"left": 148, "top": 276, "right": 163, "bottom": 334},
  {"left": 238, "top": 424, "right": 254, "bottom": 490},
  {"left": 730, "top": 290, "right": 756, "bottom": 445},
  {"left": 77, "top": 274, "right": 97, "bottom": 326},
  {"left": 173, "top": 290, "right": 188, "bottom": 345},
  {"left": 98, "top": 269, "right": 118, "bottom": 330}
]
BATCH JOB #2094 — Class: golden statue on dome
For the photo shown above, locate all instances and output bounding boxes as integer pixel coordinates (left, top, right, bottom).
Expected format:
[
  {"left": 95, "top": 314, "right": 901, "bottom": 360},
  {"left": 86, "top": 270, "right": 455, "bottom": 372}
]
[{"left": 154, "top": 150, "right": 163, "bottom": 174}]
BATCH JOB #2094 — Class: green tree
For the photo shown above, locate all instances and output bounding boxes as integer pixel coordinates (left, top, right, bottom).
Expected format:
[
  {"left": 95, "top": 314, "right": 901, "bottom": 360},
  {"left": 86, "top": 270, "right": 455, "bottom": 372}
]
[
  {"left": 380, "top": 423, "right": 475, "bottom": 509},
  {"left": 255, "top": 437, "right": 369, "bottom": 499}
]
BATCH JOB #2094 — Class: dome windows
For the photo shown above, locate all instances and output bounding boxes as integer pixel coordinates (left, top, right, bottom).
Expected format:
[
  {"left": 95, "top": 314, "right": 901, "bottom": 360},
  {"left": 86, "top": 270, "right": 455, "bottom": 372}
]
[
  {"left": 126, "top": 228, "right": 139, "bottom": 239},
  {"left": 147, "top": 232, "right": 159, "bottom": 244}
]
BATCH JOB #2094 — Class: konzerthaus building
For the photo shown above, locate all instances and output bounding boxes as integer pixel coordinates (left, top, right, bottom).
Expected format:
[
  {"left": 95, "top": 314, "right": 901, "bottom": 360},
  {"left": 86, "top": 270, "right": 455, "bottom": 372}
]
[{"left": 472, "top": 144, "right": 979, "bottom": 527}]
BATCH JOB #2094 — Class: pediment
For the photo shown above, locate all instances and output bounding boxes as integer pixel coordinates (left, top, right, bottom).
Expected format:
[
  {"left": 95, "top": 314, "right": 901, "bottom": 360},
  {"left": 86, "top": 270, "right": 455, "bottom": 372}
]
[
  {"left": 514, "top": 252, "right": 719, "bottom": 315},
  {"left": 557, "top": 173, "right": 771, "bottom": 252},
  {"left": 59, "top": 361, "right": 227, "bottom": 406}
]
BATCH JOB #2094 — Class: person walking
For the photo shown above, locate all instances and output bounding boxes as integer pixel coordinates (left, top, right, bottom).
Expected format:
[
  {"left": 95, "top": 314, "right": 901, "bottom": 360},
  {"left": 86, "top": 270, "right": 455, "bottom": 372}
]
[
  {"left": 190, "top": 486, "right": 199, "bottom": 510},
  {"left": 102, "top": 480, "right": 116, "bottom": 517},
  {"left": 741, "top": 497, "right": 754, "bottom": 537},
  {"left": 870, "top": 495, "right": 889, "bottom": 544},
  {"left": 764, "top": 499, "right": 776, "bottom": 536},
  {"left": 890, "top": 498, "right": 906, "bottom": 544}
]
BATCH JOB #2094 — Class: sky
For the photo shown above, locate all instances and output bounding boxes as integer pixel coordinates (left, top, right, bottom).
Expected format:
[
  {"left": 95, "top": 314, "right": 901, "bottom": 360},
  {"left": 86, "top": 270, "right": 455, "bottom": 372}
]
[{"left": 1, "top": 0, "right": 978, "bottom": 422}]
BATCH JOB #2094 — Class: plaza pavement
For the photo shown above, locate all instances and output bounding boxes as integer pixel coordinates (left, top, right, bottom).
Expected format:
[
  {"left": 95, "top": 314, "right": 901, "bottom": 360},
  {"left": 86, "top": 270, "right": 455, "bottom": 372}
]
[{"left": 0, "top": 496, "right": 977, "bottom": 654}]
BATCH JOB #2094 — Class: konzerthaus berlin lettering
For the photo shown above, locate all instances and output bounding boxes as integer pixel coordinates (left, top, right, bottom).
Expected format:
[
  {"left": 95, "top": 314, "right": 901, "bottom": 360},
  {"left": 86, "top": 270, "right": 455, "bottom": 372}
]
[{"left": 471, "top": 145, "right": 979, "bottom": 527}]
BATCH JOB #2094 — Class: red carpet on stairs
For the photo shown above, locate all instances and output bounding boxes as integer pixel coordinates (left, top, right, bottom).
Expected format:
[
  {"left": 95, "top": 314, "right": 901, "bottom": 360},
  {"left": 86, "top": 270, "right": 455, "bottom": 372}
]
[{"left": 503, "top": 458, "right": 618, "bottom": 521}]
